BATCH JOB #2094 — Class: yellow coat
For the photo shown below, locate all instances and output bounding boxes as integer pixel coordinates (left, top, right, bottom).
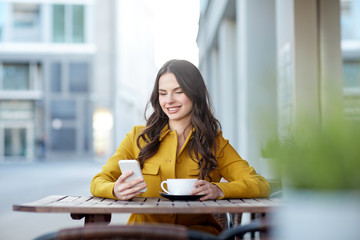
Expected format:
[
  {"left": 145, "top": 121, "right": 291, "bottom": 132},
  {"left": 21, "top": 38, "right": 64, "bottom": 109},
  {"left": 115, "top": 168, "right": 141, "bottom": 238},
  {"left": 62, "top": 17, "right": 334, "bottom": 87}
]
[{"left": 90, "top": 125, "right": 270, "bottom": 234}]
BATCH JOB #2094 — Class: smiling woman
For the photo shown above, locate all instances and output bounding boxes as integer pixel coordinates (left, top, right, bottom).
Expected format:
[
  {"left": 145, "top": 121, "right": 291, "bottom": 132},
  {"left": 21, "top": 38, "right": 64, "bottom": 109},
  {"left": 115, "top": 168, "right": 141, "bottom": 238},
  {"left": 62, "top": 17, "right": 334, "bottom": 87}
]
[{"left": 90, "top": 59, "right": 270, "bottom": 235}]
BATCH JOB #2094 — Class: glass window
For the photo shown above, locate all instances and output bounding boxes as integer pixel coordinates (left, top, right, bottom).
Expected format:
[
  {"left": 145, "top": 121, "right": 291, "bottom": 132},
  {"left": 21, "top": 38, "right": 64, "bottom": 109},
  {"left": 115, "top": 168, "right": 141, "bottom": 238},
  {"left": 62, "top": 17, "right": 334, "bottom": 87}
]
[
  {"left": 12, "top": 3, "right": 41, "bottom": 42},
  {"left": 52, "top": 4, "right": 85, "bottom": 43},
  {"left": 341, "top": 0, "right": 360, "bottom": 41},
  {"left": 343, "top": 61, "right": 360, "bottom": 88},
  {"left": 50, "top": 128, "right": 76, "bottom": 151},
  {"left": 13, "top": 4, "right": 40, "bottom": 28},
  {"left": 83, "top": 102, "right": 90, "bottom": 151},
  {"left": 72, "top": 5, "right": 85, "bottom": 43},
  {"left": 50, "top": 62, "right": 62, "bottom": 92},
  {"left": 3, "top": 63, "right": 29, "bottom": 90},
  {"left": 4, "top": 128, "right": 26, "bottom": 157},
  {"left": 0, "top": 101, "right": 33, "bottom": 121},
  {"left": 69, "top": 62, "right": 89, "bottom": 92},
  {"left": 52, "top": 4, "right": 65, "bottom": 42},
  {"left": 50, "top": 99, "right": 76, "bottom": 119},
  {"left": 0, "top": 2, "right": 6, "bottom": 42}
]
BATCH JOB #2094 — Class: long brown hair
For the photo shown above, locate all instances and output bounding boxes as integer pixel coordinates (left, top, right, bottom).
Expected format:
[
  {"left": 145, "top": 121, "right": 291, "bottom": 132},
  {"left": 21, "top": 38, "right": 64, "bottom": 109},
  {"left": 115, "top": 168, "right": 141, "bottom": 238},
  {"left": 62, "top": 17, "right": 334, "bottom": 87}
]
[{"left": 137, "top": 59, "right": 221, "bottom": 180}]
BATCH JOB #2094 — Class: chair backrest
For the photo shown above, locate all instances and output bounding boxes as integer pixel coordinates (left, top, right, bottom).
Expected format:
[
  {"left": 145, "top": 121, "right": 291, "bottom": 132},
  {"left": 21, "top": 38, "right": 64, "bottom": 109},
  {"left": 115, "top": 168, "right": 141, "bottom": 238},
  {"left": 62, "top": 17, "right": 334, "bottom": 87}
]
[
  {"left": 55, "top": 224, "right": 189, "bottom": 240},
  {"left": 34, "top": 220, "right": 271, "bottom": 240}
]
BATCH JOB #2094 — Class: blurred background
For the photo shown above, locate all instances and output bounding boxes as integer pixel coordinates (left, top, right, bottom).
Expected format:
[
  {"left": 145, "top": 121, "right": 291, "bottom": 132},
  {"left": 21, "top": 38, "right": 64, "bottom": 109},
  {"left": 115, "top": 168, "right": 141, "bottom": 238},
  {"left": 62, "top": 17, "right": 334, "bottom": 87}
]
[
  {"left": 0, "top": 0, "right": 360, "bottom": 239},
  {"left": 0, "top": 0, "right": 200, "bottom": 162}
]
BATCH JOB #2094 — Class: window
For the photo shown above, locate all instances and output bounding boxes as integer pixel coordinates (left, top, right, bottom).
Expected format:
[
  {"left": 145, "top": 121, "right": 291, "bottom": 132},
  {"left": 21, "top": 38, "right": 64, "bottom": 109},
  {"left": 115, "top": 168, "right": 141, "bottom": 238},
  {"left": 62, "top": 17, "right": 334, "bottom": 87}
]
[
  {"left": 50, "top": 100, "right": 76, "bottom": 120},
  {"left": 50, "top": 62, "right": 62, "bottom": 92},
  {"left": 52, "top": 5, "right": 65, "bottom": 42},
  {"left": 12, "top": 3, "right": 41, "bottom": 42},
  {"left": 0, "top": 2, "right": 6, "bottom": 42},
  {"left": 69, "top": 62, "right": 88, "bottom": 92},
  {"left": 5, "top": 128, "right": 26, "bottom": 157},
  {"left": 72, "top": 5, "right": 85, "bottom": 43},
  {"left": 343, "top": 61, "right": 360, "bottom": 88},
  {"left": 13, "top": 4, "right": 40, "bottom": 28},
  {"left": 1, "top": 62, "right": 42, "bottom": 91},
  {"left": 0, "top": 101, "right": 34, "bottom": 121},
  {"left": 2, "top": 63, "right": 30, "bottom": 90},
  {"left": 341, "top": 0, "right": 360, "bottom": 41},
  {"left": 50, "top": 128, "right": 76, "bottom": 151},
  {"left": 52, "top": 4, "right": 85, "bottom": 43},
  {"left": 83, "top": 103, "right": 90, "bottom": 151}
]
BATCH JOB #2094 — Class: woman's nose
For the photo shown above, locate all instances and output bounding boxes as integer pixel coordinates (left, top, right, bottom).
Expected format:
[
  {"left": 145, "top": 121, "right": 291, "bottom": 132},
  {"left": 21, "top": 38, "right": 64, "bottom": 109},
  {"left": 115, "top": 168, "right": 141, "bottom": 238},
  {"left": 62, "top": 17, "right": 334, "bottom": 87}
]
[{"left": 166, "top": 94, "right": 174, "bottom": 103}]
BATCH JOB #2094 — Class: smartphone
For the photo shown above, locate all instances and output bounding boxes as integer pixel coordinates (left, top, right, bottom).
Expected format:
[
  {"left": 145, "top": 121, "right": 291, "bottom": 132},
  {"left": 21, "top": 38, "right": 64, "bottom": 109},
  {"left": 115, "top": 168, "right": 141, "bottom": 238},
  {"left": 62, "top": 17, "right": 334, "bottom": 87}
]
[{"left": 118, "top": 160, "right": 147, "bottom": 192}]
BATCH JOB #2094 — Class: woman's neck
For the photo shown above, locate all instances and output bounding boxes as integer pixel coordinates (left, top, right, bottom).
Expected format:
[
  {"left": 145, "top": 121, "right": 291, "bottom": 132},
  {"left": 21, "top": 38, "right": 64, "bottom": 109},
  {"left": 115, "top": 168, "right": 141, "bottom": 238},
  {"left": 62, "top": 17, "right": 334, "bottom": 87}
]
[
  {"left": 169, "top": 120, "right": 192, "bottom": 154},
  {"left": 169, "top": 120, "right": 191, "bottom": 134}
]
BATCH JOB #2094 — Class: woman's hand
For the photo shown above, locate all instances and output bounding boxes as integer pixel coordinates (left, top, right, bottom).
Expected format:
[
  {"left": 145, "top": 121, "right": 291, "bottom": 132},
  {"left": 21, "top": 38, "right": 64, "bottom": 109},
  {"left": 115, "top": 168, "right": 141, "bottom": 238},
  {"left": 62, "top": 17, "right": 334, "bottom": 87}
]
[
  {"left": 191, "top": 180, "right": 224, "bottom": 201},
  {"left": 113, "top": 170, "right": 147, "bottom": 200}
]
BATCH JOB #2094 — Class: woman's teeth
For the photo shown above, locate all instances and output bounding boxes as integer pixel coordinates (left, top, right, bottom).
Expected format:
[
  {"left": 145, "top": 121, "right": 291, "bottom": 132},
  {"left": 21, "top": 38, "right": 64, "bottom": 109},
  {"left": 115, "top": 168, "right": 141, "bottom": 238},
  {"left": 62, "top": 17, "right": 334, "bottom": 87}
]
[{"left": 167, "top": 107, "right": 180, "bottom": 113}]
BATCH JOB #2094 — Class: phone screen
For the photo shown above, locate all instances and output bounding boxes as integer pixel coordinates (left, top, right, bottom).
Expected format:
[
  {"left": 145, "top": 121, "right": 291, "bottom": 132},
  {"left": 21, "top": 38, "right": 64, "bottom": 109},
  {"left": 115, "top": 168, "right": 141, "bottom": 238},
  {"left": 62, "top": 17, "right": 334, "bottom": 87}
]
[{"left": 118, "top": 160, "right": 147, "bottom": 192}]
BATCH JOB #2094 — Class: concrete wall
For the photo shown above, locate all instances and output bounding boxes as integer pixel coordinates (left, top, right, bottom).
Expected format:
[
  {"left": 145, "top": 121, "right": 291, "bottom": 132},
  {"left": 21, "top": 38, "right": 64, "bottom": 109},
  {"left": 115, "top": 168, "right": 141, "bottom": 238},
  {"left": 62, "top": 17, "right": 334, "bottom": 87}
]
[{"left": 197, "top": 0, "right": 343, "bottom": 179}]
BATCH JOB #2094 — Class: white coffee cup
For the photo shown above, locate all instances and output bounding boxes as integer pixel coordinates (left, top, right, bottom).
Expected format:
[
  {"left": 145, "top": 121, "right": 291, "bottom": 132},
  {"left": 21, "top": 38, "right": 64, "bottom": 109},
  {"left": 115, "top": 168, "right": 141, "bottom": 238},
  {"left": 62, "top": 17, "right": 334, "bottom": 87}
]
[{"left": 160, "top": 178, "right": 197, "bottom": 195}]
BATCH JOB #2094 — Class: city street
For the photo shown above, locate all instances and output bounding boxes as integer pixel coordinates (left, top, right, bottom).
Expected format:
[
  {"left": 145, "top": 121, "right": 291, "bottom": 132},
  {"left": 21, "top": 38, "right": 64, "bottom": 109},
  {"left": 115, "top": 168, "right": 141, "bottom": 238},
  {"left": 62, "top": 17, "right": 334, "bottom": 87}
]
[{"left": 0, "top": 159, "right": 130, "bottom": 240}]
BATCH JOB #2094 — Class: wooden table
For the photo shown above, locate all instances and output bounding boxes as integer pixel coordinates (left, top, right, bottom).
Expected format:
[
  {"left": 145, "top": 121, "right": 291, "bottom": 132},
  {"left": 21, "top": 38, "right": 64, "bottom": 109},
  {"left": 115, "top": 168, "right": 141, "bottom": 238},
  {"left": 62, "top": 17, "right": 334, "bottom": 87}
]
[{"left": 13, "top": 195, "right": 281, "bottom": 225}]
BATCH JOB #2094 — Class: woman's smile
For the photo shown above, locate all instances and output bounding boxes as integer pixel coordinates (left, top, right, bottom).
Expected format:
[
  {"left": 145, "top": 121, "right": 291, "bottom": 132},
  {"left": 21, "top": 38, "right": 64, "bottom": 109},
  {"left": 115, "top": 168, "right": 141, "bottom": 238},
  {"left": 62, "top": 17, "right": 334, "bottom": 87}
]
[{"left": 166, "top": 106, "right": 181, "bottom": 114}]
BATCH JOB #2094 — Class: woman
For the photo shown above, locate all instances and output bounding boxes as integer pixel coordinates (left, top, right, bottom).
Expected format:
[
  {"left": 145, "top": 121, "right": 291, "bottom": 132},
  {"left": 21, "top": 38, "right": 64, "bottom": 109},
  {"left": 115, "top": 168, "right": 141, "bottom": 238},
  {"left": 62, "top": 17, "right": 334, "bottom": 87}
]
[{"left": 90, "top": 59, "right": 270, "bottom": 234}]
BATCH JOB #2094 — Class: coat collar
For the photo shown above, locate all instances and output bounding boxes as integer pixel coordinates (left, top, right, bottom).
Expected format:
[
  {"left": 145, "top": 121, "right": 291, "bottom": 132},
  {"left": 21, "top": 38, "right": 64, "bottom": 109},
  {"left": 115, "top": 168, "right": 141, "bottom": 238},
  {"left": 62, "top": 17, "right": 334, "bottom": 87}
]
[
  {"left": 159, "top": 124, "right": 195, "bottom": 142},
  {"left": 159, "top": 125, "right": 171, "bottom": 141}
]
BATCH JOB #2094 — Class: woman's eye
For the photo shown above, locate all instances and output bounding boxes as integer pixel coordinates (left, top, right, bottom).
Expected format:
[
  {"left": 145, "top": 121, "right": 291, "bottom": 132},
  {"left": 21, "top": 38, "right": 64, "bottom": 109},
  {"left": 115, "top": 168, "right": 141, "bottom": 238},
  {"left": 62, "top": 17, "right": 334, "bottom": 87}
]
[
  {"left": 159, "top": 92, "right": 166, "bottom": 96},
  {"left": 175, "top": 91, "right": 183, "bottom": 94}
]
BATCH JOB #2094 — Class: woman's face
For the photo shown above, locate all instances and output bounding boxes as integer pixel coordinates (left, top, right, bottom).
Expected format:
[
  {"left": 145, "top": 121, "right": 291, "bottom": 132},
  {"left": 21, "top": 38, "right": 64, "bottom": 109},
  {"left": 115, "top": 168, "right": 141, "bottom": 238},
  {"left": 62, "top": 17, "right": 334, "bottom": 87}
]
[{"left": 158, "top": 72, "right": 193, "bottom": 126}]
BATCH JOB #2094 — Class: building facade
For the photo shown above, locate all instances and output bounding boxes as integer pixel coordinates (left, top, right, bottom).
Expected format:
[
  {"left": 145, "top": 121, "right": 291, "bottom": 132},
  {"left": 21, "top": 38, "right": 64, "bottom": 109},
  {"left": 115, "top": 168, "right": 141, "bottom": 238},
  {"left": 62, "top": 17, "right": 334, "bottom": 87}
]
[
  {"left": 342, "top": 0, "right": 360, "bottom": 121},
  {"left": 0, "top": 0, "right": 97, "bottom": 161},
  {"left": 197, "top": 0, "right": 359, "bottom": 178},
  {"left": 0, "top": 0, "right": 156, "bottom": 161}
]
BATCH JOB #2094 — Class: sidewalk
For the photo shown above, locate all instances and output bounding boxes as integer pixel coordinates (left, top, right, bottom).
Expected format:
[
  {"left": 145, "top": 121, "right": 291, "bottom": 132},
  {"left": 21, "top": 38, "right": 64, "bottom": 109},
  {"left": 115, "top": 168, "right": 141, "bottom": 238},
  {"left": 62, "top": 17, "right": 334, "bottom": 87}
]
[{"left": 0, "top": 159, "right": 130, "bottom": 240}]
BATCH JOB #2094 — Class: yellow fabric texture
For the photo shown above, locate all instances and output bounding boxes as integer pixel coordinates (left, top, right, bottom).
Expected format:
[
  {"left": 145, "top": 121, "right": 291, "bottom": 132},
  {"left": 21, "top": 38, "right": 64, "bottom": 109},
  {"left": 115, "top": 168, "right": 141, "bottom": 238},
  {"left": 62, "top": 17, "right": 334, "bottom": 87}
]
[{"left": 90, "top": 125, "right": 271, "bottom": 234}]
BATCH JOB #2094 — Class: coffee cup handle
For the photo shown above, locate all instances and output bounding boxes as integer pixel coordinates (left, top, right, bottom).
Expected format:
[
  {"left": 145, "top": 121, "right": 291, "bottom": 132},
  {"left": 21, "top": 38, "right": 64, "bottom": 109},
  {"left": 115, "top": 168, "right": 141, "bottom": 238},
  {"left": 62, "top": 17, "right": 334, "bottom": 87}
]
[{"left": 160, "top": 180, "right": 171, "bottom": 194}]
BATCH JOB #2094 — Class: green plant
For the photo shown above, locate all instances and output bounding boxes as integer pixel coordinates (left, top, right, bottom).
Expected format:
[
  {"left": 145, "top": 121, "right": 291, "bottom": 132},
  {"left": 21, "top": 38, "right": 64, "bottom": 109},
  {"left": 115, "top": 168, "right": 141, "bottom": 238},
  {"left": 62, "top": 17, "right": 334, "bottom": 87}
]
[{"left": 266, "top": 118, "right": 360, "bottom": 190}]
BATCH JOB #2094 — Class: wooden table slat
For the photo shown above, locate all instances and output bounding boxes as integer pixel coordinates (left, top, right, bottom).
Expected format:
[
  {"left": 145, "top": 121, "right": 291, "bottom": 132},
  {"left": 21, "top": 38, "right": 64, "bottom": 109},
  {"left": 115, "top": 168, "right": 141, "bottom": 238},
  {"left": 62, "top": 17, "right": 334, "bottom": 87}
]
[
  {"left": 131, "top": 198, "right": 147, "bottom": 202},
  {"left": 77, "top": 197, "right": 103, "bottom": 204},
  {"left": 227, "top": 199, "right": 245, "bottom": 203},
  {"left": 13, "top": 195, "right": 67, "bottom": 211},
  {"left": 173, "top": 202, "right": 189, "bottom": 208},
  {"left": 187, "top": 201, "right": 206, "bottom": 207},
  {"left": 144, "top": 197, "right": 161, "bottom": 203},
  {"left": 202, "top": 200, "right": 222, "bottom": 207},
  {"left": 94, "top": 199, "right": 117, "bottom": 206},
  {"left": 73, "top": 196, "right": 94, "bottom": 203},
  {"left": 50, "top": 196, "right": 83, "bottom": 206},
  {"left": 216, "top": 200, "right": 235, "bottom": 207},
  {"left": 266, "top": 198, "right": 283, "bottom": 204},
  {"left": 107, "top": 203, "right": 132, "bottom": 209},
  {"left": 21, "top": 195, "right": 66, "bottom": 206},
  {"left": 241, "top": 199, "right": 268, "bottom": 206},
  {"left": 111, "top": 201, "right": 130, "bottom": 206},
  {"left": 155, "top": 201, "right": 173, "bottom": 207}
]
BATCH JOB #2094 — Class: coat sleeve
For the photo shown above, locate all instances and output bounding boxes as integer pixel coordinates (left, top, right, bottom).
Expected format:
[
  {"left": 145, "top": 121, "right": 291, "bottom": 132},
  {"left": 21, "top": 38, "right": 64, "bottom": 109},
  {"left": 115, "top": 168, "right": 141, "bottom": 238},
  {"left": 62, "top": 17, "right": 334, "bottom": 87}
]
[
  {"left": 90, "top": 126, "right": 143, "bottom": 199},
  {"left": 212, "top": 133, "right": 271, "bottom": 199}
]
